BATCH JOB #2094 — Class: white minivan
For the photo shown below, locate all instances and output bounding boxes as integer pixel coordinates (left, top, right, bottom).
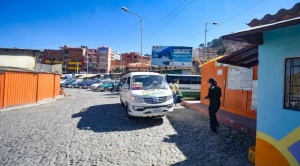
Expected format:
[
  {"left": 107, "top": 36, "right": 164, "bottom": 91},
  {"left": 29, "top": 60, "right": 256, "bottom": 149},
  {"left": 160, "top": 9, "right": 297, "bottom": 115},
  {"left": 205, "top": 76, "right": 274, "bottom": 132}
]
[{"left": 119, "top": 72, "right": 174, "bottom": 118}]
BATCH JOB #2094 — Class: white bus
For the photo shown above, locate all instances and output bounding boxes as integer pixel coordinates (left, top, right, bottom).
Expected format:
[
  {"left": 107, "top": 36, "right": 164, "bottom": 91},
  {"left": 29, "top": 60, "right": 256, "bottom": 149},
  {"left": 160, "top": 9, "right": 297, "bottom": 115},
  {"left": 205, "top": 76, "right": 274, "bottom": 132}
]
[{"left": 163, "top": 74, "right": 201, "bottom": 99}]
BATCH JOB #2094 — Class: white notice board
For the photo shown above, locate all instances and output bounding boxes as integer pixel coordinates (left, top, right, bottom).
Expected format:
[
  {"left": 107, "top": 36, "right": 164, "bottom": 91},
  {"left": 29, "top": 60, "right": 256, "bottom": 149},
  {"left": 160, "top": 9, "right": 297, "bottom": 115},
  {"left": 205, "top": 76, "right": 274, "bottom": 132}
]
[
  {"left": 227, "top": 66, "right": 253, "bottom": 90},
  {"left": 251, "top": 80, "right": 257, "bottom": 111}
]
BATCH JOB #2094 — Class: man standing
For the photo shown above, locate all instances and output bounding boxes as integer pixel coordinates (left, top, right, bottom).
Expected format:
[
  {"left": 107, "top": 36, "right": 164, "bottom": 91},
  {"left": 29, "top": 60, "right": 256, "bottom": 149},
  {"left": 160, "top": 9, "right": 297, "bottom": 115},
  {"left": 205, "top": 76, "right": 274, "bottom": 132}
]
[
  {"left": 173, "top": 79, "right": 179, "bottom": 105},
  {"left": 205, "top": 78, "right": 221, "bottom": 132}
]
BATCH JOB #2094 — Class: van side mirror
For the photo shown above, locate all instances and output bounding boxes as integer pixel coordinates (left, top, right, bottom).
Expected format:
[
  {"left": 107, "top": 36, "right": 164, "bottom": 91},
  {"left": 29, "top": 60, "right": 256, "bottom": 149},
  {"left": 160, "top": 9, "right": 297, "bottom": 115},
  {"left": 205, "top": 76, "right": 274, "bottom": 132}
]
[{"left": 122, "top": 83, "right": 129, "bottom": 89}]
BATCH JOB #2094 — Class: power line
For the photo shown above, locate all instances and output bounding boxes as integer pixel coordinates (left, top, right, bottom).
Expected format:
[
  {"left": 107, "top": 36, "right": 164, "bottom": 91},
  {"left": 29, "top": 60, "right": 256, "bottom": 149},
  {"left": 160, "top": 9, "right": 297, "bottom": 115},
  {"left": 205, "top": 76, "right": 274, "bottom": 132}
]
[
  {"left": 144, "top": 0, "right": 189, "bottom": 34},
  {"left": 219, "top": 0, "right": 265, "bottom": 24},
  {"left": 174, "top": 0, "right": 265, "bottom": 45},
  {"left": 144, "top": 0, "right": 195, "bottom": 38}
]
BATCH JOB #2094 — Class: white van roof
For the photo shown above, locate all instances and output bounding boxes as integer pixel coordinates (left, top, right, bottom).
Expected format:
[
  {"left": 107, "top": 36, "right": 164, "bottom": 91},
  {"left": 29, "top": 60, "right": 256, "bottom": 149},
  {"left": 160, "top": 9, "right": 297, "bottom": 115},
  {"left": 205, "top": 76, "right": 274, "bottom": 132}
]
[{"left": 122, "top": 72, "right": 161, "bottom": 77}]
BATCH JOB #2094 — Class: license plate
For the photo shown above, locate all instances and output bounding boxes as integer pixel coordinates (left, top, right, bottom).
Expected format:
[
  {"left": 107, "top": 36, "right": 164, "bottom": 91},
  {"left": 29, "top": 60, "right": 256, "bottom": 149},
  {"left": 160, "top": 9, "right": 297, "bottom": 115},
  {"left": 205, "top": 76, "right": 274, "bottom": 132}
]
[{"left": 152, "top": 108, "right": 162, "bottom": 113}]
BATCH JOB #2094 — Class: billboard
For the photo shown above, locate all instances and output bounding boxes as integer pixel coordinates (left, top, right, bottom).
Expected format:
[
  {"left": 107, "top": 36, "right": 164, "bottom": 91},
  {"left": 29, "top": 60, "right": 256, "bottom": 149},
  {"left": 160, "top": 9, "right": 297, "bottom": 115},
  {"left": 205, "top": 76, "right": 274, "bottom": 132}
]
[{"left": 151, "top": 46, "right": 193, "bottom": 67}]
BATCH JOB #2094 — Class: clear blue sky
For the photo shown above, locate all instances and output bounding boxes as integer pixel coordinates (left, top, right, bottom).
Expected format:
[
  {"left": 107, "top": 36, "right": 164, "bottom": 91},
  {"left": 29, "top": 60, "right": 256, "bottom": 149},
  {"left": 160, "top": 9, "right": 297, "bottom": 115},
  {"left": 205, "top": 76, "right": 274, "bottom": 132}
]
[{"left": 0, "top": 0, "right": 298, "bottom": 54}]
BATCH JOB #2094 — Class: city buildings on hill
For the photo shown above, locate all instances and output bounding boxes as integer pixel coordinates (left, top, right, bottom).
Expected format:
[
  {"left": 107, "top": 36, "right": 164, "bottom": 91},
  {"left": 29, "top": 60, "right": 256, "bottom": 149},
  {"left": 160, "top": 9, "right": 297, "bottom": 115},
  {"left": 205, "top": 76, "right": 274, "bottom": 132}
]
[{"left": 40, "top": 46, "right": 150, "bottom": 74}]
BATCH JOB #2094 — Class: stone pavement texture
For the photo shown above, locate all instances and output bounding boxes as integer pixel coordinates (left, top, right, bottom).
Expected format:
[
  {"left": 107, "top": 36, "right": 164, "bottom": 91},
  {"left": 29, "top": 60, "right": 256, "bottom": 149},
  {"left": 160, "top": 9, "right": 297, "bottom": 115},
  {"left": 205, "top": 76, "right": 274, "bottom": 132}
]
[{"left": 0, "top": 89, "right": 255, "bottom": 166}]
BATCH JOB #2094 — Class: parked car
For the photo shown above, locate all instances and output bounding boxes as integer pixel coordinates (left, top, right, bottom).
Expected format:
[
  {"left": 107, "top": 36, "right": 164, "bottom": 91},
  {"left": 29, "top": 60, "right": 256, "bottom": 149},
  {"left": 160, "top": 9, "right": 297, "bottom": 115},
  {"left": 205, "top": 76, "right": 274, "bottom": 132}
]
[
  {"left": 75, "top": 81, "right": 86, "bottom": 88},
  {"left": 61, "top": 79, "right": 76, "bottom": 87},
  {"left": 65, "top": 79, "right": 83, "bottom": 88},
  {"left": 96, "top": 80, "right": 118, "bottom": 91},
  {"left": 90, "top": 81, "right": 103, "bottom": 90},
  {"left": 82, "top": 80, "right": 98, "bottom": 89},
  {"left": 60, "top": 79, "right": 75, "bottom": 87}
]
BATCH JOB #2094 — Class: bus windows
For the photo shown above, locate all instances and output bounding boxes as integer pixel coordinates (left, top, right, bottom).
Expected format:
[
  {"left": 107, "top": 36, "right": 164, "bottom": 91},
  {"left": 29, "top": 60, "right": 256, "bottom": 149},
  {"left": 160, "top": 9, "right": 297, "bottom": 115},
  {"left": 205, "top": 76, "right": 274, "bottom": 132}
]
[
  {"left": 179, "top": 76, "right": 190, "bottom": 84},
  {"left": 190, "top": 77, "right": 198, "bottom": 84},
  {"left": 166, "top": 76, "right": 178, "bottom": 84},
  {"left": 191, "top": 76, "right": 201, "bottom": 84}
]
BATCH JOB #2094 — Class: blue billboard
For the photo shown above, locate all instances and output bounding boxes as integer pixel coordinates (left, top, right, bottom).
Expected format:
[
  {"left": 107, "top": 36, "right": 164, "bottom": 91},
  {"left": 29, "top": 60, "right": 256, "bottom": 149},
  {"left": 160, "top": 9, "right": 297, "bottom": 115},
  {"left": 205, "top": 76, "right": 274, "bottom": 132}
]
[{"left": 151, "top": 46, "right": 193, "bottom": 67}]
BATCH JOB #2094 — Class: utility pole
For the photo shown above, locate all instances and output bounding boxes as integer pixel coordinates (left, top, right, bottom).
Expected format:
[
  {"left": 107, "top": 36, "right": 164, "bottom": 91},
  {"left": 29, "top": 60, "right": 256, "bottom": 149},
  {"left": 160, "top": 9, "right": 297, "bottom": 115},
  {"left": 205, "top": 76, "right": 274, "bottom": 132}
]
[
  {"left": 86, "top": 55, "right": 89, "bottom": 74},
  {"left": 121, "top": 7, "right": 143, "bottom": 63},
  {"left": 65, "top": 59, "right": 67, "bottom": 74},
  {"left": 204, "top": 22, "right": 218, "bottom": 62},
  {"left": 76, "top": 60, "right": 79, "bottom": 74},
  {"left": 122, "top": 59, "right": 124, "bottom": 73}
]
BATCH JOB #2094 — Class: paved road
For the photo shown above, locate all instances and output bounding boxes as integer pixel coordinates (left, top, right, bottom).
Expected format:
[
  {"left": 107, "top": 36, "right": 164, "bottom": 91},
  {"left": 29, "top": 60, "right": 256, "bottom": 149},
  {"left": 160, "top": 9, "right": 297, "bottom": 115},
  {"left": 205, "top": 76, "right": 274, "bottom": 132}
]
[{"left": 0, "top": 89, "right": 254, "bottom": 166}]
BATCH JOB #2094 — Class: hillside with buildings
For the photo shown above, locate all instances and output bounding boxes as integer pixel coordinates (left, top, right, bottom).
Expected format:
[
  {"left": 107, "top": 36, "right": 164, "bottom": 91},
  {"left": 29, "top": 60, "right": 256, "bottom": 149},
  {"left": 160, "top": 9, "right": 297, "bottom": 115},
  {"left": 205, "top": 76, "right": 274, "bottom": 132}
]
[{"left": 193, "top": 38, "right": 245, "bottom": 61}]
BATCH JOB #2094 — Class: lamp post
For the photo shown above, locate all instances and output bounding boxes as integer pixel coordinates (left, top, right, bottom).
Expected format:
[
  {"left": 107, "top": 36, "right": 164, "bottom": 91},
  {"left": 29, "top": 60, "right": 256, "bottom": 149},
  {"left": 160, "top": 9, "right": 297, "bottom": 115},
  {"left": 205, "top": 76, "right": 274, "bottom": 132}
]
[
  {"left": 64, "top": 57, "right": 67, "bottom": 74},
  {"left": 122, "top": 59, "right": 124, "bottom": 73},
  {"left": 121, "top": 7, "right": 143, "bottom": 63},
  {"left": 86, "top": 55, "right": 89, "bottom": 74},
  {"left": 76, "top": 60, "right": 79, "bottom": 74},
  {"left": 204, "top": 22, "right": 218, "bottom": 62}
]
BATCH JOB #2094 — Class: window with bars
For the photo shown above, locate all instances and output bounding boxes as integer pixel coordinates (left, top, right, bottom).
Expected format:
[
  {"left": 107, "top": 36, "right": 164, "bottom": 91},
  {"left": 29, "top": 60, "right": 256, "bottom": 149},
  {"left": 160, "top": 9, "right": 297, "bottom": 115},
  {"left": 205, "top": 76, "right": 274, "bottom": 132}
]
[{"left": 284, "top": 57, "right": 300, "bottom": 111}]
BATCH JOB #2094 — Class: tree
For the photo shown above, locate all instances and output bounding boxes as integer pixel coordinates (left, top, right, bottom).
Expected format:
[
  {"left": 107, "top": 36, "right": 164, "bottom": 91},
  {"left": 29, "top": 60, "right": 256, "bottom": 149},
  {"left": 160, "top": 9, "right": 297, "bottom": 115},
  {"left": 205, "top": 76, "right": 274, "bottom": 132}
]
[
  {"left": 210, "top": 37, "right": 223, "bottom": 48},
  {"left": 217, "top": 45, "right": 227, "bottom": 55},
  {"left": 199, "top": 43, "right": 205, "bottom": 48}
]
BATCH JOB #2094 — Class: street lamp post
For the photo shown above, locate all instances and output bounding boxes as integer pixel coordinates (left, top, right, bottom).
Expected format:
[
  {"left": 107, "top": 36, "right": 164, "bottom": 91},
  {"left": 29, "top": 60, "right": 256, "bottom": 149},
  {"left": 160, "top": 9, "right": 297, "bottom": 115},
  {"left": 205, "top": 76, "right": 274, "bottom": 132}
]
[
  {"left": 121, "top": 7, "right": 143, "bottom": 63},
  {"left": 122, "top": 59, "right": 124, "bottom": 73},
  {"left": 204, "top": 22, "right": 218, "bottom": 62},
  {"left": 64, "top": 57, "right": 67, "bottom": 74},
  {"left": 76, "top": 60, "right": 79, "bottom": 74},
  {"left": 86, "top": 55, "right": 89, "bottom": 74}
]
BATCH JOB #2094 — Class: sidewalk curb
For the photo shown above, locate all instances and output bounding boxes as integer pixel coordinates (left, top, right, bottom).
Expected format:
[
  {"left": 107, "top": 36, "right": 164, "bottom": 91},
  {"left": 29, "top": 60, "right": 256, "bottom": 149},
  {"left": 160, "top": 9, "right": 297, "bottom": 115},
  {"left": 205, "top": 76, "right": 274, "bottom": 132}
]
[
  {"left": 182, "top": 100, "right": 256, "bottom": 138},
  {"left": 0, "top": 95, "right": 65, "bottom": 112}
]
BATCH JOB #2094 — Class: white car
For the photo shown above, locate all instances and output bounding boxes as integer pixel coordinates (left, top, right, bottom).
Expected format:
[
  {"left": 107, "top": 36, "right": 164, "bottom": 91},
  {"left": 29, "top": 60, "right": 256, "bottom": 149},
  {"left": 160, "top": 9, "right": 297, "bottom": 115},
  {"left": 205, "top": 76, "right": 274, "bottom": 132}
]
[
  {"left": 119, "top": 72, "right": 173, "bottom": 118},
  {"left": 90, "top": 82, "right": 103, "bottom": 90}
]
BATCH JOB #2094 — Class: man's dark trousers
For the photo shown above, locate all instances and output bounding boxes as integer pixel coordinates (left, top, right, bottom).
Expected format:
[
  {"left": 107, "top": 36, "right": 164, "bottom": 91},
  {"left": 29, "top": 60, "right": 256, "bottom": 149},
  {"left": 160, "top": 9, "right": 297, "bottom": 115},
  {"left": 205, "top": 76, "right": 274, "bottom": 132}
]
[{"left": 209, "top": 104, "right": 220, "bottom": 132}]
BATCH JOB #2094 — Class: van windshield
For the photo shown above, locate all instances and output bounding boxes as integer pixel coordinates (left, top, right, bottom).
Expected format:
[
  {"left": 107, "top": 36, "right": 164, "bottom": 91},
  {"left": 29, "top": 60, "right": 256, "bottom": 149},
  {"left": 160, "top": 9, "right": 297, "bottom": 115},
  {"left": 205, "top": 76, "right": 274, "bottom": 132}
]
[{"left": 131, "top": 75, "right": 168, "bottom": 90}]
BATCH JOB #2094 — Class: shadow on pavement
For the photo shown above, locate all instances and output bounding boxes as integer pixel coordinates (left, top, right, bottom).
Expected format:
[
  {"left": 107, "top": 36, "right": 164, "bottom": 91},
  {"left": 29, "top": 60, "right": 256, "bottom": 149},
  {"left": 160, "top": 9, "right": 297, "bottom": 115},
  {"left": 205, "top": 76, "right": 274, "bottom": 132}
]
[
  {"left": 72, "top": 103, "right": 163, "bottom": 132},
  {"left": 104, "top": 92, "right": 120, "bottom": 96},
  {"left": 164, "top": 109, "right": 254, "bottom": 166}
]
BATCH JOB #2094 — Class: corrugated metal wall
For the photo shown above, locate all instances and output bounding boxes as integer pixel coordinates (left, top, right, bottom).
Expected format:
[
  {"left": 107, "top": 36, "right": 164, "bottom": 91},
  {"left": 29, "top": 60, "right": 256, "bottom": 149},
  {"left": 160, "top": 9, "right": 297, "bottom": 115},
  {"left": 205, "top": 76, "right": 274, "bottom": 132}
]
[
  {"left": 0, "top": 73, "right": 4, "bottom": 109},
  {"left": 3, "top": 72, "right": 38, "bottom": 107},
  {"left": 0, "top": 71, "right": 60, "bottom": 110},
  {"left": 37, "top": 73, "right": 55, "bottom": 101},
  {"left": 201, "top": 58, "right": 257, "bottom": 119}
]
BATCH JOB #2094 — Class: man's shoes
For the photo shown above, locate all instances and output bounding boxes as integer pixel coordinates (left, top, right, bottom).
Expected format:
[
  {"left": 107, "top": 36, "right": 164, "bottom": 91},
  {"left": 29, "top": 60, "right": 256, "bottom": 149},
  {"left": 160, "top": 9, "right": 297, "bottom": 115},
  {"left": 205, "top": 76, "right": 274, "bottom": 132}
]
[{"left": 211, "top": 127, "right": 217, "bottom": 132}]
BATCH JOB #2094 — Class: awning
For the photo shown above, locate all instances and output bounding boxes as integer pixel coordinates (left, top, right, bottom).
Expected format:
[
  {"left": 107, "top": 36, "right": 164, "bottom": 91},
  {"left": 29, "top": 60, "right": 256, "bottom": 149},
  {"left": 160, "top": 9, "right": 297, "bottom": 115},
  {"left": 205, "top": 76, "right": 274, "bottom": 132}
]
[
  {"left": 217, "top": 45, "right": 258, "bottom": 68},
  {"left": 222, "top": 16, "right": 300, "bottom": 45}
]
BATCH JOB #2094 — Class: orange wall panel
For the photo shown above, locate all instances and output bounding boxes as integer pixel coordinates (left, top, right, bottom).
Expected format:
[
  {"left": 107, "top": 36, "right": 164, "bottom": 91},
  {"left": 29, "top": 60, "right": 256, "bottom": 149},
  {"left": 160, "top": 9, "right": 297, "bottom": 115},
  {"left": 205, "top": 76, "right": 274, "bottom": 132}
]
[
  {"left": 0, "top": 74, "right": 4, "bottom": 109},
  {"left": 37, "top": 73, "right": 55, "bottom": 101},
  {"left": 53, "top": 74, "right": 60, "bottom": 97},
  {"left": 224, "top": 90, "right": 247, "bottom": 111},
  {"left": 3, "top": 72, "right": 38, "bottom": 107}
]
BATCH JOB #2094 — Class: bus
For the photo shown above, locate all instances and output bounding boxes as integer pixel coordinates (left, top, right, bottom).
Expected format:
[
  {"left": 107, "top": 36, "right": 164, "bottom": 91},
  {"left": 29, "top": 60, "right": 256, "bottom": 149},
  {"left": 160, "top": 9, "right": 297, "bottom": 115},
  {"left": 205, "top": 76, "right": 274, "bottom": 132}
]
[{"left": 163, "top": 74, "right": 201, "bottom": 99}]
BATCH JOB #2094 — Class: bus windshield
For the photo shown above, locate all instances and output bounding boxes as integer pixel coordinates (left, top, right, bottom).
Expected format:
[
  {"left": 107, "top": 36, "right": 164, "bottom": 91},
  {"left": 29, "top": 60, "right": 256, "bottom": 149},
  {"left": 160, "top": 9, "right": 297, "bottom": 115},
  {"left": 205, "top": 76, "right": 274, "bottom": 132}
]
[{"left": 131, "top": 75, "right": 168, "bottom": 90}]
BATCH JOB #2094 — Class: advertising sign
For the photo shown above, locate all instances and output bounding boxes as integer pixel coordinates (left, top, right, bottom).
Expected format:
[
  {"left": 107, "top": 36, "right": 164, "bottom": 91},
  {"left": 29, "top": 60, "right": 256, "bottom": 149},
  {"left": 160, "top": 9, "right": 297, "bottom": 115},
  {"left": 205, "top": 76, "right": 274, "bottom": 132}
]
[{"left": 151, "top": 46, "right": 193, "bottom": 67}]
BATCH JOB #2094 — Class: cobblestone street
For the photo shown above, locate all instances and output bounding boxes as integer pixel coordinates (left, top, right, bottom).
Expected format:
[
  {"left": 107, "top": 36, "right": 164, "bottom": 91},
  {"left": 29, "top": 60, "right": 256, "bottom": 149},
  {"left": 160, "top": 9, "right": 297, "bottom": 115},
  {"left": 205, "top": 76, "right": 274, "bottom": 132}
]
[{"left": 0, "top": 89, "right": 254, "bottom": 166}]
